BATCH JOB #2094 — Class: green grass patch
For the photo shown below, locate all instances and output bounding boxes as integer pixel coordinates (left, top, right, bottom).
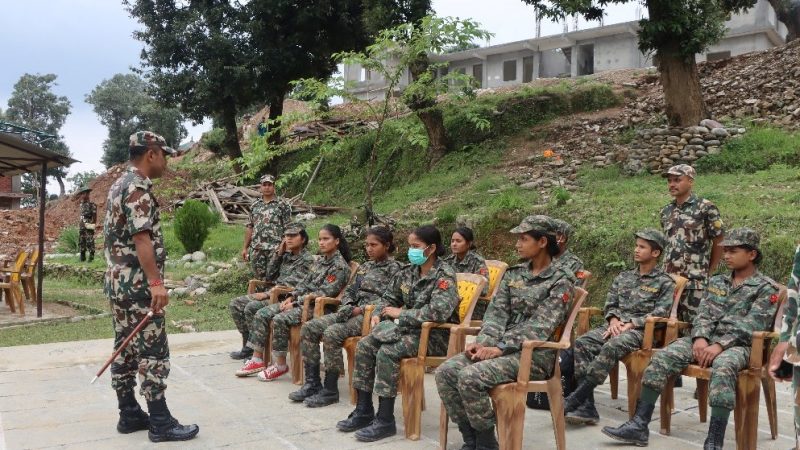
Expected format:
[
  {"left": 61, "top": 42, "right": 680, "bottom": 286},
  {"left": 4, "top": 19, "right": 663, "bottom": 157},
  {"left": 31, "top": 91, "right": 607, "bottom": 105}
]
[{"left": 695, "top": 127, "right": 800, "bottom": 173}]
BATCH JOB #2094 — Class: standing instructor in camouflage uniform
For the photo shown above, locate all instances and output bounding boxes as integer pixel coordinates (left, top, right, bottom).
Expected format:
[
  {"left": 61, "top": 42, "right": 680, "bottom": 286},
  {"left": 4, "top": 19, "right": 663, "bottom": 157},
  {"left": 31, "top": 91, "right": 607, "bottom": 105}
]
[
  {"left": 242, "top": 174, "right": 292, "bottom": 280},
  {"left": 104, "top": 131, "right": 198, "bottom": 443},
  {"left": 77, "top": 186, "right": 97, "bottom": 262}
]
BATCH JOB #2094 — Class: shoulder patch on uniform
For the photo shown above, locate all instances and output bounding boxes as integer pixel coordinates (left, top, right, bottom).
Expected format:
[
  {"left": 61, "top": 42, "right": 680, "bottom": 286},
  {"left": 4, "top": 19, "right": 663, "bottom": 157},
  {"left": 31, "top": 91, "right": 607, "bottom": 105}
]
[
  {"left": 438, "top": 279, "right": 450, "bottom": 290},
  {"left": 770, "top": 293, "right": 779, "bottom": 304},
  {"left": 479, "top": 267, "right": 488, "bottom": 276},
  {"left": 326, "top": 274, "right": 337, "bottom": 283},
  {"left": 712, "top": 220, "right": 723, "bottom": 229},
  {"left": 562, "top": 291, "right": 571, "bottom": 303},
  {"left": 576, "top": 270, "right": 587, "bottom": 280}
]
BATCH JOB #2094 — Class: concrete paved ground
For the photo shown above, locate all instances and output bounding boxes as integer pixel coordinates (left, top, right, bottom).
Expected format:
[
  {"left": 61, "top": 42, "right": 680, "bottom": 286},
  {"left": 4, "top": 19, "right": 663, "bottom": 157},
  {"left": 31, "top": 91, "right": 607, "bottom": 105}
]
[{"left": 0, "top": 329, "right": 795, "bottom": 449}]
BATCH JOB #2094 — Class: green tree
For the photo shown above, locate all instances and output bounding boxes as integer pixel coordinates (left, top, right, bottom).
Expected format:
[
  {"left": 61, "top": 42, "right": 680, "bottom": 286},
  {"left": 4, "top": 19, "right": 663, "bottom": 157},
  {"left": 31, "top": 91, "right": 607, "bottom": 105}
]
[
  {"left": 66, "top": 170, "right": 99, "bottom": 192},
  {"left": 769, "top": 0, "right": 800, "bottom": 40},
  {"left": 5, "top": 73, "right": 73, "bottom": 199},
  {"left": 521, "top": 0, "right": 757, "bottom": 126},
  {"left": 85, "top": 73, "right": 186, "bottom": 167}
]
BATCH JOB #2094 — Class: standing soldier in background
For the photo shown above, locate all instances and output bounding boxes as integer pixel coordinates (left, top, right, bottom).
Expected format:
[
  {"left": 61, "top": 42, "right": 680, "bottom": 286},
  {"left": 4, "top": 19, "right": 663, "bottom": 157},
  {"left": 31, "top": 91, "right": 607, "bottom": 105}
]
[
  {"left": 104, "top": 131, "right": 198, "bottom": 443},
  {"left": 552, "top": 219, "right": 584, "bottom": 275},
  {"left": 77, "top": 186, "right": 97, "bottom": 262},
  {"left": 242, "top": 174, "right": 292, "bottom": 281}
]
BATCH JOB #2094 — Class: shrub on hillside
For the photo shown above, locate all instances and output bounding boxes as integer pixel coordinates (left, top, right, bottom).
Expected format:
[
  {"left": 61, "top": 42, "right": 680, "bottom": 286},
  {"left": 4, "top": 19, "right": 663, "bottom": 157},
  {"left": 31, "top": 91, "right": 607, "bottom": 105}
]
[
  {"left": 173, "top": 200, "right": 219, "bottom": 253},
  {"left": 209, "top": 266, "right": 253, "bottom": 294},
  {"left": 57, "top": 226, "right": 80, "bottom": 253},
  {"left": 695, "top": 127, "right": 800, "bottom": 173},
  {"left": 200, "top": 128, "right": 227, "bottom": 155}
]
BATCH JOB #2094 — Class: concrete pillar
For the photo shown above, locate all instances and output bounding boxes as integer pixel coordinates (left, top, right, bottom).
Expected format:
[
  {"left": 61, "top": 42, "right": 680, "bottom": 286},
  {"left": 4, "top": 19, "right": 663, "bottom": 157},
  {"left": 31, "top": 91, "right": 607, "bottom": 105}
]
[
  {"left": 533, "top": 51, "right": 541, "bottom": 80},
  {"left": 571, "top": 44, "right": 579, "bottom": 77}
]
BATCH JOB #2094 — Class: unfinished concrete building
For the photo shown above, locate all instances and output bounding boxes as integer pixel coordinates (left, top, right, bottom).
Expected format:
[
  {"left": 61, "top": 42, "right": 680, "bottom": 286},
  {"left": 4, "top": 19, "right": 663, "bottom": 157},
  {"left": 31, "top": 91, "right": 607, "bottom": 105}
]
[{"left": 344, "top": 0, "right": 788, "bottom": 101}]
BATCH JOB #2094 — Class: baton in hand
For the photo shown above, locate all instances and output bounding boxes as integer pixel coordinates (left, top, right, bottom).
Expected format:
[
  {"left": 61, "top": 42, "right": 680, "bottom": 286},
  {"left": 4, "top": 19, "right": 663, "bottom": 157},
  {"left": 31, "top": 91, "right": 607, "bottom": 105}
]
[{"left": 90, "top": 311, "right": 154, "bottom": 384}]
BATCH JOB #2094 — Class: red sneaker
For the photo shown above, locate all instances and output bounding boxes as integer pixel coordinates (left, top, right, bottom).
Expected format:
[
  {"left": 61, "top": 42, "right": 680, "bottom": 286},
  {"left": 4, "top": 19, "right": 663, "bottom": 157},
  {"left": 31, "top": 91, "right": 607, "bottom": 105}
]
[
  {"left": 258, "top": 364, "right": 289, "bottom": 382},
  {"left": 235, "top": 359, "right": 266, "bottom": 377}
]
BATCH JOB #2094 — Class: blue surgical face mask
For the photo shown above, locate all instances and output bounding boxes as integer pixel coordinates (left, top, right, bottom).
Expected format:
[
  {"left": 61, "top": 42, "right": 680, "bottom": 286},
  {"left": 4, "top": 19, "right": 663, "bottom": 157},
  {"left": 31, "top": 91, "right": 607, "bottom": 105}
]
[{"left": 408, "top": 245, "right": 430, "bottom": 265}]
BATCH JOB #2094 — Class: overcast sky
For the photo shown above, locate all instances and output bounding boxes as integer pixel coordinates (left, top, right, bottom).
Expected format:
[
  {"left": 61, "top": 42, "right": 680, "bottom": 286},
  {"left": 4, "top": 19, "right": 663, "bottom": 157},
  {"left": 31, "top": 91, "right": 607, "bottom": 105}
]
[{"left": 0, "top": 0, "right": 642, "bottom": 190}]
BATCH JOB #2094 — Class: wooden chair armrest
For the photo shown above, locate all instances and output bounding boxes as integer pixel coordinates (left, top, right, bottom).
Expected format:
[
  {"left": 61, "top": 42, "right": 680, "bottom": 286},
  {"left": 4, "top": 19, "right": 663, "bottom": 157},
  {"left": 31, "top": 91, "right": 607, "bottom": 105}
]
[
  {"left": 664, "top": 319, "right": 692, "bottom": 344},
  {"left": 301, "top": 295, "right": 315, "bottom": 323},
  {"left": 314, "top": 297, "right": 340, "bottom": 318},
  {"left": 516, "top": 339, "right": 570, "bottom": 385},
  {"left": 643, "top": 317, "right": 671, "bottom": 350},
  {"left": 247, "top": 279, "right": 274, "bottom": 295},
  {"left": 453, "top": 326, "right": 482, "bottom": 337},
  {"left": 361, "top": 305, "right": 375, "bottom": 336},
  {"left": 418, "top": 322, "right": 441, "bottom": 359},
  {"left": 576, "top": 307, "right": 604, "bottom": 336},
  {"left": 749, "top": 331, "right": 780, "bottom": 368}
]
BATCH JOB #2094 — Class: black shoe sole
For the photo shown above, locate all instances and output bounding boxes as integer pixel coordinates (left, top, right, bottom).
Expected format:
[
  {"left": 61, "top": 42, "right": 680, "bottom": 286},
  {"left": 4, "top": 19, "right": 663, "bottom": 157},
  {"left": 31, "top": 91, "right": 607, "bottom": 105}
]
[
  {"left": 148, "top": 427, "right": 200, "bottom": 443},
  {"left": 601, "top": 428, "right": 648, "bottom": 447},
  {"left": 565, "top": 415, "right": 599, "bottom": 425},
  {"left": 117, "top": 424, "right": 149, "bottom": 434},
  {"left": 354, "top": 429, "right": 397, "bottom": 442},
  {"left": 305, "top": 398, "right": 339, "bottom": 408},
  {"left": 337, "top": 419, "right": 373, "bottom": 433}
]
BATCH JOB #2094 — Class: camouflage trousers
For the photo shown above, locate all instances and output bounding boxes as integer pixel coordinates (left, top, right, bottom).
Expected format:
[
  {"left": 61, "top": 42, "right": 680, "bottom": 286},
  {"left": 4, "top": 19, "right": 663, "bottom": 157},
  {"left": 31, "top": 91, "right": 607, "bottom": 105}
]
[
  {"left": 109, "top": 298, "right": 169, "bottom": 402},
  {"left": 642, "top": 336, "right": 749, "bottom": 410},
  {"left": 79, "top": 228, "right": 95, "bottom": 259},
  {"left": 228, "top": 294, "right": 268, "bottom": 336},
  {"left": 352, "top": 328, "right": 448, "bottom": 398},
  {"left": 248, "top": 248, "right": 272, "bottom": 280},
  {"left": 436, "top": 350, "right": 556, "bottom": 431},
  {"left": 300, "top": 311, "right": 362, "bottom": 373},
  {"left": 246, "top": 303, "right": 282, "bottom": 353},
  {"left": 271, "top": 307, "right": 303, "bottom": 357},
  {"left": 471, "top": 299, "right": 489, "bottom": 321},
  {"left": 574, "top": 326, "right": 643, "bottom": 386},
  {"left": 678, "top": 287, "right": 705, "bottom": 325}
]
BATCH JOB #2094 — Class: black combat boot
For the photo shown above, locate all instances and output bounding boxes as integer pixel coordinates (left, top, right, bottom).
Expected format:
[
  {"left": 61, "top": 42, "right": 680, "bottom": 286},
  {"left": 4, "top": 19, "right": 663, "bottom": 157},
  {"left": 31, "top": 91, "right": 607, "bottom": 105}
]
[
  {"left": 566, "top": 390, "right": 600, "bottom": 425},
  {"left": 304, "top": 370, "right": 339, "bottom": 407},
  {"left": 336, "top": 389, "right": 374, "bottom": 432},
  {"left": 79, "top": 250, "right": 86, "bottom": 262},
  {"left": 703, "top": 416, "right": 727, "bottom": 450},
  {"left": 601, "top": 399, "right": 655, "bottom": 446},
  {"left": 229, "top": 333, "right": 253, "bottom": 360},
  {"left": 288, "top": 363, "right": 322, "bottom": 402},
  {"left": 146, "top": 397, "right": 199, "bottom": 443},
  {"left": 474, "top": 426, "right": 499, "bottom": 450},
  {"left": 564, "top": 380, "right": 596, "bottom": 414},
  {"left": 354, "top": 396, "right": 397, "bottom": 442},
  {"left": 116, "top": 390, "right": 149, "bottom": 434},
  {"left": 88, "top": 250, "right": 94, "bottom": 262},
  {"left": 456, "top": 422, "right": 477, "bottom": 450}
]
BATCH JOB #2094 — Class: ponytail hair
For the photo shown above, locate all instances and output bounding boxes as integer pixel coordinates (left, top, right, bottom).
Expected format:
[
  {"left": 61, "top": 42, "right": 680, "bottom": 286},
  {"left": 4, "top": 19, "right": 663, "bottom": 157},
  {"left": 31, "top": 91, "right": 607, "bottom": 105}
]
[
  {"left": 413, "top": 225, "right": 446, "bottom": 257},
  {"left": 524, "top": 230, "right": 560, "bottom": 257},
  {"left": 367, "top": 226, "right": 396, "bottom": 253},
  {"left": 321, "top": 223, "right": 352, "bottom": 262}
]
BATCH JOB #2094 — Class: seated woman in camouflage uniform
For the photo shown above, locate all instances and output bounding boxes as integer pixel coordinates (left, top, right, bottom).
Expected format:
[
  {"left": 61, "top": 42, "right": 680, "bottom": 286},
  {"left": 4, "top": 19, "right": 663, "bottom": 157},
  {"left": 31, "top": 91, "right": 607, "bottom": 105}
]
[
  {"left": 235, "top": 224, "right": 352, "bottom": 380},
  {"left": 289, "top": 227, "right": 402, "bottom": 407},
  {"left": 443, "top": 227, "right": 490, "bottom": 319},
  {"left": 336, "top": 225, "right": 460, "bottom": 443},
  {"left": 228, "top": 222, "right": 315, "bottom": 360},
  {"left": 435, "top": 215, "right": 576, "bottom": 450}
]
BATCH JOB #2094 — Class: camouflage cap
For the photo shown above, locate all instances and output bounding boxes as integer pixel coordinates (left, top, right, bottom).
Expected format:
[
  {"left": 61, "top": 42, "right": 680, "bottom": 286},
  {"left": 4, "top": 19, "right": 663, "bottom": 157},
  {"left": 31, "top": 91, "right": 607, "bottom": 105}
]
[
  {"left": 634, "top": 228, "right": 667, "bottom": 251},
  {"left": 552, "top": 219, "right": 574, "bottom": 238},
  {"left": 75, "top": 185, "right": 92, "bottom": 195},
  {"left": 129, "top": 131, "right": 176, "bottom": 156},
  {"left": 509, "top": 215, "right": 557, "bottom": 236},
  {"left": 283, "top": 221, "right": 305, "bottom": 235},
  {"left": 720, "top": 227, "right": 760, "bottom": 250},
  {"left": 260, "top": 174, "right": 276, "bottom": 184},
  {"left": 662, "top": 164, "right": 696, "bottom": 179}
]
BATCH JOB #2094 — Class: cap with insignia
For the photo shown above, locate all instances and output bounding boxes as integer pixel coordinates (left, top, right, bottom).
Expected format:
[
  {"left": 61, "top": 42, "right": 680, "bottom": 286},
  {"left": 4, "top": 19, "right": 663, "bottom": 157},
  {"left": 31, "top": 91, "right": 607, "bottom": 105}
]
[
  {"left": 634, "top": 228, "right": 667, "bottom": 251},
  {"left": 260, "top": 174, "right": 276, "bottom": 184},
  {"left": 662, "top": 164, "right": 696, "bottom": 179},
  {"left": 552, "top": 219, "right": 574, "bottom": 239},
  {"left": 283, "top": 222, "right": 305, "bottom": 235},
  {"left": 129, "top": 131, "right": 176, "bottom": 157},
  {"left": 509, "top": 215, "right": 557, "bottom": 236},
  {"left": 720, "top": 227, "right": 760, "bottom": 250}
]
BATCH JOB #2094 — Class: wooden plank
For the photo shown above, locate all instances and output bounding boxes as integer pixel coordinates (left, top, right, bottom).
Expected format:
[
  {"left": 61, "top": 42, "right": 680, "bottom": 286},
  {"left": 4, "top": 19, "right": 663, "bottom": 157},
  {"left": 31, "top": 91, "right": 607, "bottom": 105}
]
[{"left": 206, "top": 189, "right": 229, "bottom": 223}]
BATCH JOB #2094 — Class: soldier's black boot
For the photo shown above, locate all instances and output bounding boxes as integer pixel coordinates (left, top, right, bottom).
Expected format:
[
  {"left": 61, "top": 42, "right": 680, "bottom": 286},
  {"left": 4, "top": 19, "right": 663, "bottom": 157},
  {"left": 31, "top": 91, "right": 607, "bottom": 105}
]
[
  {"left": 566, "top": 390, "right": 600, "bottom": 425},
  {"left": 354, "top": 396, "right": 397, "bottom": 442},
  {"left": 336, "top": 389, "right": 374, "bottom": 432},
  {"left": 304, "top": 370, "right": 339, "bottom": 407},
  {"left": 289, "top": 363, "right": 322, "bottom": 402},
  {"left": 79, "top": 250, "right": 86, "bottom": 262},
  {"left": 601, "top": 399, "right": 655, "bottom": 446},
  {"left": 456, "top": 422, "right": 477, "bottom": 450},
  {"left": 116, "top": 390, "right": 149, "bottom": 434},
  {"left": 703, "top": 416, "right": 727, "bottom": 450},
  {"left": 146, "top": 398, "right": 199, "bottom": 443},
  {"left": 474, "top": 426, "right": 499, "bottom": 450},
  {"left": 229, "top": 333, "right": 253, "bottom": 360},
  {"left": 564, "top": 380, "right": 596, "bottom": 414}
]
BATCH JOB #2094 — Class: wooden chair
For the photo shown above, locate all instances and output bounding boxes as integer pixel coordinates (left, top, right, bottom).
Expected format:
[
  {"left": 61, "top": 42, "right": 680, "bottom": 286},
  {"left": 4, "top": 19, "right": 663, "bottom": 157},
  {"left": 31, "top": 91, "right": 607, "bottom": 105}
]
[
  {"left": 1, "top": 251, "right": 28, "bottom": 315},
  {"left": 396, "top": 273, "right": 487, "bottom": 441},
  {"left": 574, "top": 274, "right": 687, "bottom": 417},
  {"left": 457, "top": 260, "right": 507, "bottom": 324},
  {"left": 20, "top": 249, "right": 40, "bottom": 303},
  {"left": 437, "top": 287, "right": 587, "bottom": 450},
  {"left": 281, "top": 261, "right": 359, "bottom": 385},
  {"left": 658, "top": 286, "right": 787, "bottom": 450}
]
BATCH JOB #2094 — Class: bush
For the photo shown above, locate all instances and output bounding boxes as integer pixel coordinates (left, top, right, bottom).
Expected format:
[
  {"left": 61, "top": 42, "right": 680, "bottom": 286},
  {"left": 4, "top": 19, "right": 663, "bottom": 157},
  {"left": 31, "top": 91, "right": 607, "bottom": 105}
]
[
  {"left": 694, "top": 127, "right": 800, "bottom": 173},
  {"left": 57, "top": 226, "right": 80, "bottom": 253},
  {"left": 209, "top": 266, "right": 254, "bottom": 294},
  {"left": 200, "top": 128, "right": 227, "bottom": 155},
  {"left": 173, "top": 200, "right": 218, "bottom": 253}
]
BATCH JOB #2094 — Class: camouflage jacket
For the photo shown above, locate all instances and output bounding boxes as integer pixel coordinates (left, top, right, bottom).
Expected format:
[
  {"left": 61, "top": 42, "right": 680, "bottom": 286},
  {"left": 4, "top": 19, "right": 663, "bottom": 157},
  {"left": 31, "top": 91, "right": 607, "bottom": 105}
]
[
  {"left": 692, "top": 272, "right": 780, "bottom": 350},
  {"left": 374, "top": 259, "right": 460, "bottom": 330},
  {"left": 265, "top": 249, "right": 315, "bottom": 287},
  {"left": 604, "top": 266, "right": 675, "bottom": 329},
  {"left": 443, "top": 250, "right": 489, "bottom": 295},
  {"left": 338, "top": 258, "right": 403, "bottom": 316},
  {"left": 780, "top": 244, "right": 800, "bottom": 343},
  {"left": 247, "top": 197, "right": 292, "bottom": 252},
  {"left": 79, "top": 201, "right": 97, "bottom": 228},
  {"left": 554, "top": 250, "right": 584, "bottom": 275},
  {"left": 103, "top": 166, "right": 165, "bottom": 302},
  {"left": 290, "top": 250, "right": 351, "bottom": 304},
  {"left": 660, "top": 194, "right": 725, "bottom": 289},
  {"left": 477, "top": 262, "right": 575, "bottom": 354}
]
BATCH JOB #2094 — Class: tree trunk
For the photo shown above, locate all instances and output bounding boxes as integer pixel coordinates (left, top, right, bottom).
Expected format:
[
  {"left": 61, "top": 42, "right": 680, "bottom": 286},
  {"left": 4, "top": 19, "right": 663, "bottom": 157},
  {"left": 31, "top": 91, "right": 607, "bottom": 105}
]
[
  {"left": 55, "top": 174, "right": 65, "bottom": 196},
  {"left": 221, "top": 103, "right": 243, "bottom": 173},
  {"left": 266, "top": 92, "right": 285, "bottom": 146},
  {"left": 656, "top": 45, "right": 708, "bottom": 127},
  {"left": 416, "top": 108, "right": 448, "bottom": 165}
]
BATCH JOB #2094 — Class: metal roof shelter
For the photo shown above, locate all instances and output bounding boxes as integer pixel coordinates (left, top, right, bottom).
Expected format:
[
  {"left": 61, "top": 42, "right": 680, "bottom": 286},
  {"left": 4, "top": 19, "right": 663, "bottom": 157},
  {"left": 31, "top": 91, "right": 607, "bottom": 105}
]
[{"left": 0, "top": 132, "right": 78, "bottom": 317}]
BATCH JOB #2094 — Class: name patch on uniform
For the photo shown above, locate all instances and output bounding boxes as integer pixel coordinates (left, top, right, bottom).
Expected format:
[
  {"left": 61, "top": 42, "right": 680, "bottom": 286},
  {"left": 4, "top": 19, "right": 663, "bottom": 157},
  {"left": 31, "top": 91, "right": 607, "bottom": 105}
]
[
  {"left": 508, "top": 280, "right": 525, "bottom": 289},
  {"left": 708, "top": 286, "right": 727, "bottom": 297},
  {"left": 401, "top": 283, "right": 410, "bottom": 294},
  {"left": 639, "top": 285, "right": 659, "bottom": 293}
]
